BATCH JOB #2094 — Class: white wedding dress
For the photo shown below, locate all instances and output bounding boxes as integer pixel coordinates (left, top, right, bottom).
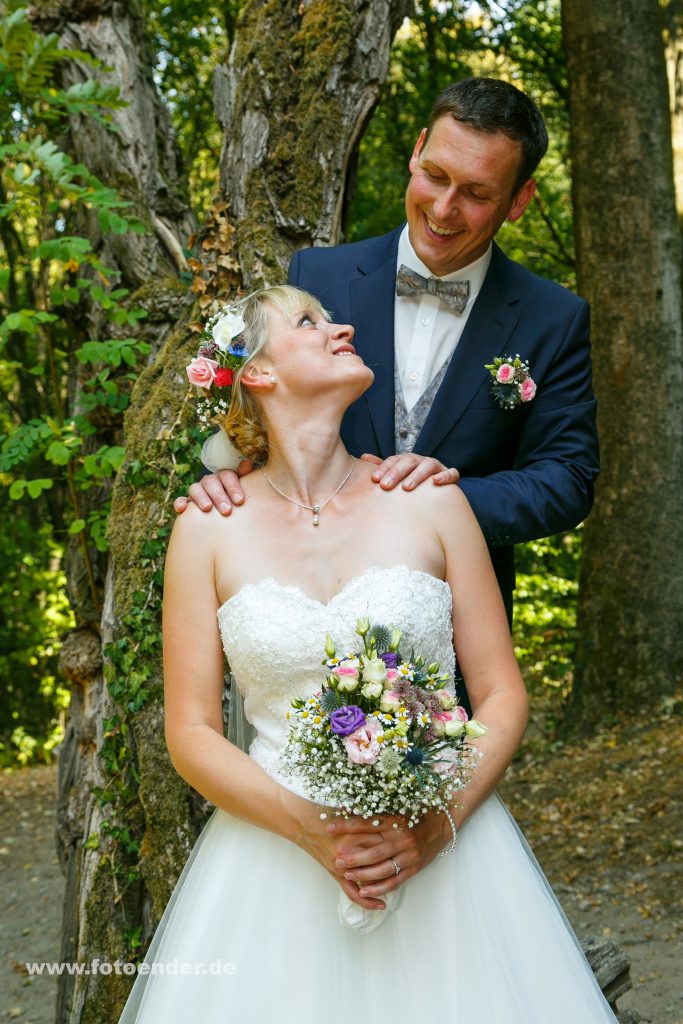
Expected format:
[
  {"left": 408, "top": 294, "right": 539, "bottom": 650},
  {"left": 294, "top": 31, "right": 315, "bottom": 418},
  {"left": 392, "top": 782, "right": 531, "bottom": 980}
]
[{"left": 118, "top": 565, "right": 617, "bottom": 1023}]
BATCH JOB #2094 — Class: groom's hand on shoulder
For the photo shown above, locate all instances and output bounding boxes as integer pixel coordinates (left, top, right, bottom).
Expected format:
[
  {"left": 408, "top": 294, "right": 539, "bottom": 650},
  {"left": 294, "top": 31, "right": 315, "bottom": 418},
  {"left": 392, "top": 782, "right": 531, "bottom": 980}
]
[
  {"left": 361, "top": 453, "right": 460, "bottom": 491},
  {"left": 173, "top": 461, "right": 254, "bottom": 517}
]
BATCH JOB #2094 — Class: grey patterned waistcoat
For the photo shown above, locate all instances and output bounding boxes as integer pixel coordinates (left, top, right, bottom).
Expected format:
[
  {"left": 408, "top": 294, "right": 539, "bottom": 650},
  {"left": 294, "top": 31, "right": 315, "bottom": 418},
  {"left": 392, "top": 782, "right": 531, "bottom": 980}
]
[{"left": 394, "top": 354, "right": 452, "bottom": 454}]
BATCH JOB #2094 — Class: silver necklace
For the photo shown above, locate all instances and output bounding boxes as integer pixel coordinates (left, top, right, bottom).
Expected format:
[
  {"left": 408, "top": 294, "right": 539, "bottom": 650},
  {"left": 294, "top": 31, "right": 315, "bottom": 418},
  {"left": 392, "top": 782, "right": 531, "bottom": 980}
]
[{"left": 261, "top": 456, "right": 356, "bottom": 527}]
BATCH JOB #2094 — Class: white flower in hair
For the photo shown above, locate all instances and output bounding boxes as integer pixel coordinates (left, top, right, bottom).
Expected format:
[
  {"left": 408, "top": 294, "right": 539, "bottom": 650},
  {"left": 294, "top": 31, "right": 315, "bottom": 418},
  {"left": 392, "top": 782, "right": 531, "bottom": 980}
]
[{"left": 212, "top": 310, "right": 246, "bottom": 352}]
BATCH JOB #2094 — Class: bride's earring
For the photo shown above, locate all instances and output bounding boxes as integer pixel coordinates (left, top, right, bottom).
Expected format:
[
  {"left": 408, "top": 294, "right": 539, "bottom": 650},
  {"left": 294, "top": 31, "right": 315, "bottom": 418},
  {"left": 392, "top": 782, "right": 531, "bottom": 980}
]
[{"left": 269, "top": 375, "right": 277, "bottom": 384}]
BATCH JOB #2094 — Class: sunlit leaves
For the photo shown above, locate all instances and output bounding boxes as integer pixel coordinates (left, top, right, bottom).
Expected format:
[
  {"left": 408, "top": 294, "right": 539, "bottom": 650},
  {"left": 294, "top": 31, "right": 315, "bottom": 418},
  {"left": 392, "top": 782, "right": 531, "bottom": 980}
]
[
  {"left": 8, "top": 477, "right": 53, "bottom": 499},
  {"left": 76, "top": 338, "right": 152, "bottom": 368}
]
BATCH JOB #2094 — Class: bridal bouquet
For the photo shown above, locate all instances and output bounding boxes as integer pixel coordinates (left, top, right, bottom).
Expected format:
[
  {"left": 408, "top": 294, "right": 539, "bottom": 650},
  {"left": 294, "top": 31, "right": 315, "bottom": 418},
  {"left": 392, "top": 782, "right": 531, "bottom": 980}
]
[{"left": 281, "top": 619, "right": 487, "bottom": 933}]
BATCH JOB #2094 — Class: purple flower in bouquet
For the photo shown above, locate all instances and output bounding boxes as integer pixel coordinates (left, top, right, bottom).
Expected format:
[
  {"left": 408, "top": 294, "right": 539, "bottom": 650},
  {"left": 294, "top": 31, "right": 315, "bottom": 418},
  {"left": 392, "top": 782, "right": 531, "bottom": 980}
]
[
  {"left": 380, "top": 652, "right": 399, "bottom": 669},
  {"left": 329, "top": 705, "right": 366, "bottom": 736}
]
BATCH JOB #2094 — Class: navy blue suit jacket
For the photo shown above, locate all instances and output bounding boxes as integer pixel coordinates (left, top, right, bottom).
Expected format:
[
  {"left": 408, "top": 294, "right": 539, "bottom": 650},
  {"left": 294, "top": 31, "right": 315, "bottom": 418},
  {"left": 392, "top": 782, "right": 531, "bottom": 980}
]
[{"left": 289, "top": 225, "right": 599, "bottom": 616}]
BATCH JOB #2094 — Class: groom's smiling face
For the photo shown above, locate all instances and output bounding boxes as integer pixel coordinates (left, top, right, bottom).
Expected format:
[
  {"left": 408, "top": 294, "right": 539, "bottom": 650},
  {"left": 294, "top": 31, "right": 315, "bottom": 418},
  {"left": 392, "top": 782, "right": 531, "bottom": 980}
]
[{"left": 405, "top": 115, "right": 536, "bottom": 277}]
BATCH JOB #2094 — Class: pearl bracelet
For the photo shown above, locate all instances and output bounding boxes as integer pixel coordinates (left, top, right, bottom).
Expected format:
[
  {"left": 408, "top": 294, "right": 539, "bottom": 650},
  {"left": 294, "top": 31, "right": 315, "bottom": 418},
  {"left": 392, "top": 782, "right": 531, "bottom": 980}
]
[{"left": 439, "top": 806, "right": 458, "bottom": 856}]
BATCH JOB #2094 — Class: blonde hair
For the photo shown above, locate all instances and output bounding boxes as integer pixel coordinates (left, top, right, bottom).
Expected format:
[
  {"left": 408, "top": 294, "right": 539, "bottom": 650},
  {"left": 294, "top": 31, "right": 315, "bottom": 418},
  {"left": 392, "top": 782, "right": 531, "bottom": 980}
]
[{"left": 221, "top": 285, "right": 329, "bottom": 463}]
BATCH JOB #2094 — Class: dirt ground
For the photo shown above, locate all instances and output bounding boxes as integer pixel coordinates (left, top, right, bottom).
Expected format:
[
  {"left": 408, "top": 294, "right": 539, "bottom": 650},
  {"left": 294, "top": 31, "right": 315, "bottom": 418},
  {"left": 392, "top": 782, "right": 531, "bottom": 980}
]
[
  {"left": 499, "top": 703, "right": 683, "bottom": 1023},
  {"left": 1, "top": 705, "right": 681, "bottom": 1023},
  {"left": 1, "top": 764, "right": 63, "bottom": 1023}
]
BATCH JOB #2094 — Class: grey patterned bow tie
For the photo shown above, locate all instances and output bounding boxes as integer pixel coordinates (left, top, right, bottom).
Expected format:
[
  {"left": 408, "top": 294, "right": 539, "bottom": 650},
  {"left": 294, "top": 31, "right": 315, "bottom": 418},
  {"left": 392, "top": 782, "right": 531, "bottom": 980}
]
[{"left": 396, "top": 264, "right": 470, "bottom": 313}]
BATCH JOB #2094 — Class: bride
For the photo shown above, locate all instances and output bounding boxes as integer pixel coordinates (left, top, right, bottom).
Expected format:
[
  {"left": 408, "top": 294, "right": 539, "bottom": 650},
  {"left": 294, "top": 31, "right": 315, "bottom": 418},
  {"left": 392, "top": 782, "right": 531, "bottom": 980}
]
[{"left": 118, "top": 285, "right": 617, "bottom": 1022}]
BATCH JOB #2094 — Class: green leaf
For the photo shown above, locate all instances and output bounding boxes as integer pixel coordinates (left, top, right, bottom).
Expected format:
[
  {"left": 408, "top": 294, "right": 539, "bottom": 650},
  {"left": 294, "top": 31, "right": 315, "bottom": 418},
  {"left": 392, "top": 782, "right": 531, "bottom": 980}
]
[
  {"left": 108, "top": 211, "right": 131, "bottom": 234},
  {"left": 104, "top": 446, "right": 125, "bottom": 471},
  {"left": 8, "top": 480, "right": 26, "bottom": 500},
  {"left": 68, "top": 519, "right": 86, "bottom": 534},
  {"left": 45, "top": 441, "right": 72, "bottom": 465},
  {"left": 37, "top": 236, "right": 93, "bottom": 261},
  {"left": 26, "top": 478, "right": 54, "bottom": 498}
]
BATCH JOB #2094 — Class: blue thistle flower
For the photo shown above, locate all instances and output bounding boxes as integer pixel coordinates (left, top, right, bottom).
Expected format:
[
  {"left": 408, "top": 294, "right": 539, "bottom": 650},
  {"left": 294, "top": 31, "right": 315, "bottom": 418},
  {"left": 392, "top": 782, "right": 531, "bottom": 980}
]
[
  {"left": 228, "top": 338, "right": 248, "bottom": 358},
  {"left": 405, "top": 746, "right": 425, "bottom": 766}
]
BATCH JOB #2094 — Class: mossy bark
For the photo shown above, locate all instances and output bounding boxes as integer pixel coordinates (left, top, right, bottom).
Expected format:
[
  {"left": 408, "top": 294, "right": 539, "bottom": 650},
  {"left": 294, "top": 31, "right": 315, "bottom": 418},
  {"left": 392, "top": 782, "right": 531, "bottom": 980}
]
[
  {"left": 663, "top": 0, "right": 683, "bottom": 216},
  {"left": 217, "top": 0, "right": 409, "bottom": 285},
  {"left": 563, "top": 0, "right": 683, "bottom": 728},
  {"left": 40, "top": 1, "right": 409, "bottom": 1021}
]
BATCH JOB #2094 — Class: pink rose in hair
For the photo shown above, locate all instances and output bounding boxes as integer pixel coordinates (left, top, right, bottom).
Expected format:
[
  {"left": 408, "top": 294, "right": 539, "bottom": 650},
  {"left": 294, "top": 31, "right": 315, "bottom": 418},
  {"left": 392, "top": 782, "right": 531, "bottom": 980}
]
[
  {"left": 496, "top": 363, "right": 515, "bottom": 384},
  {"left": 343, "top": 717, "right": 383, "bottom": 765},
  {"left": 186, "top": 356, "right": 219, "bottom": 388},
  {"left": 520, "top": 377, "right": 536, "bottom": 402}
]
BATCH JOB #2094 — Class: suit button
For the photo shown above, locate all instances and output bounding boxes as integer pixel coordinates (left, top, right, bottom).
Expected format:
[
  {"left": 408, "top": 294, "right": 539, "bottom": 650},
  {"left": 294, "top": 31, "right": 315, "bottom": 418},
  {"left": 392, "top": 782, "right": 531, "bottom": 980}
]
[{"left": 398, "top": 428, "right": 408, "bottom": 438}]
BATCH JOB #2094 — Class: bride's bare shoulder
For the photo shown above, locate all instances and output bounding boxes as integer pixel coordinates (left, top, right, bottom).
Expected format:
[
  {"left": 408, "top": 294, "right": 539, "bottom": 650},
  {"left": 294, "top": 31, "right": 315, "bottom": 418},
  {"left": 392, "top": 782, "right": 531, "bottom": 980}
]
[
  {"left": 170, "top": 501, "right": 224, "bottom": 538},
  {"left": 403, "top": 478, "right": 482, "bottom": 541}
]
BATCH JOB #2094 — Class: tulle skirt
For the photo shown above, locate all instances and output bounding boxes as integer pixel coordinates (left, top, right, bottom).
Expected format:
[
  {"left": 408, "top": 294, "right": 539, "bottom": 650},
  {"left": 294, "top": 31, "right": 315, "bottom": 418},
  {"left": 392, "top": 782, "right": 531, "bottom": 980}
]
[{"left": 118, "top": 793, "right": 617, "bottom": 1023}]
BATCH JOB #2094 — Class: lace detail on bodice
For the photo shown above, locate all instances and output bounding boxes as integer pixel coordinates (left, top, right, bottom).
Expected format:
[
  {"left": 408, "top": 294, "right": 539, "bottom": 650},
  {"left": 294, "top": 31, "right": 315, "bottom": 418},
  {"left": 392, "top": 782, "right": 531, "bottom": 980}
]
[{"left": 217, "top": 565, "right": 454, "bottom": 795}]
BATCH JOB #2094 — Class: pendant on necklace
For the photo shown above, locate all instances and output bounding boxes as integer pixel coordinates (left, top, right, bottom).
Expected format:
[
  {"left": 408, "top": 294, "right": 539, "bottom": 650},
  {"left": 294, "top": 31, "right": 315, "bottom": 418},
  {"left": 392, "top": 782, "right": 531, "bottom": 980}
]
[{"left": 312, "top": 504, "right": 320, "bottom": 527}]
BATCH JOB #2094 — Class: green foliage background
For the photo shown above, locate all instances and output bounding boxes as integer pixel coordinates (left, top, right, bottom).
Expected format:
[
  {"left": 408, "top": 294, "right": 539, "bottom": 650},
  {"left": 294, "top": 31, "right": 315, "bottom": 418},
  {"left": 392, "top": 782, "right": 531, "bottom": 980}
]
[{"left": 1, "top": 0, "right": 578, "bottom": 767}]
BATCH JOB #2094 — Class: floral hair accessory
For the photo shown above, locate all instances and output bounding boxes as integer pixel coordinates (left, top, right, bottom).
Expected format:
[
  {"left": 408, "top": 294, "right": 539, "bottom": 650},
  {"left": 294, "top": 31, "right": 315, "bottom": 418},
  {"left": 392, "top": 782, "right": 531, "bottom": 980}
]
[
  {"left": 485, "top": 354, "right": 536, "bottom": 410},
  {"left": 186, "top": 301, "right": 250, "bottom": 428}
]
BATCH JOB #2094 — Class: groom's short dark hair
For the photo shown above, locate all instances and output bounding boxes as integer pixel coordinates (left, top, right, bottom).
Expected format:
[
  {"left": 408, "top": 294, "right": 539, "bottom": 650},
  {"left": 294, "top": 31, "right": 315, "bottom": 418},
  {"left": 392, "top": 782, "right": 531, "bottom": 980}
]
[{"left": 425, "top": 78, "right": 549, "bottom": 193}]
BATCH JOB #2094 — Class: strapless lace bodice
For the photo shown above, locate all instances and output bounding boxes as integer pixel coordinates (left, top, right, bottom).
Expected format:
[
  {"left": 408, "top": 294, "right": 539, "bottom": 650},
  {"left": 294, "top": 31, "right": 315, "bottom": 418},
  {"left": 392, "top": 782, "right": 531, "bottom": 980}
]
[{"left": 217, "top": 565, "right": 454, "bottom": 794}]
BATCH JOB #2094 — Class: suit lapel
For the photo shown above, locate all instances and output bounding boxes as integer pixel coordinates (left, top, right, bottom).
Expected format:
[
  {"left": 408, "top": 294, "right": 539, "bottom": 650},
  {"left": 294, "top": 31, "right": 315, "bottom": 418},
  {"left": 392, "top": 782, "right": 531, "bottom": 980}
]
[
  {"left": 349, "top": 227, "right": 403, "bottom": 458},
  {"left": 415, "top": 243, "right": 521, "bottom": 455}
]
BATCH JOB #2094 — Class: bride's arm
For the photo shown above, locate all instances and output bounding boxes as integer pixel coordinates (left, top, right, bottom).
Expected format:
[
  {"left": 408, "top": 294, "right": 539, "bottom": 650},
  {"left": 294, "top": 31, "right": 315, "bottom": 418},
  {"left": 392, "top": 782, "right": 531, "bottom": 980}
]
[
  {"left": 438, "top": 485, "right": 529, "bottom": 824},
  {"left": 328, "top": 485, "right": 528, "bottom": 899},
  {"left": 162, "top": 505, "right": 386, "bottom": 909}
]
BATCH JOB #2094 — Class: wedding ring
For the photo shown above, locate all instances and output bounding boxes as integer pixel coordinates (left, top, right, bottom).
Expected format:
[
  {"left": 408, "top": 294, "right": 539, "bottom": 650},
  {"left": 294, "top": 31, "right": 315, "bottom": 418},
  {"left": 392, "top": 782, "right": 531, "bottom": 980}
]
[{"left": 391, "top": 857, "right": 401, "bottom": 876}]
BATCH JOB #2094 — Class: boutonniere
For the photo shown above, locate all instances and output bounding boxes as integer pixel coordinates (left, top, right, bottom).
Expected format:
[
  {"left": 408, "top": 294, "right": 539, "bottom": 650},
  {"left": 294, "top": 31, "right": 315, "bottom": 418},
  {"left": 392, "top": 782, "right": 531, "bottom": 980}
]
[{"left": 485, "top": 354, "right": 536, "bottom": 410}]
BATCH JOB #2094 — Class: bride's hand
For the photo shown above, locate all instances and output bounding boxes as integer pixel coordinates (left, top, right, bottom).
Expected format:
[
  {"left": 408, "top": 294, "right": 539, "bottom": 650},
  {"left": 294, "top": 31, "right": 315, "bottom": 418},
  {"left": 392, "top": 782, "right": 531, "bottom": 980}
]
[
  {"left": 325, "top": 811, "right": 452, "bottom": 900},
  {"left": 293, "top": 801, "right": 390, "bottom": 911}
]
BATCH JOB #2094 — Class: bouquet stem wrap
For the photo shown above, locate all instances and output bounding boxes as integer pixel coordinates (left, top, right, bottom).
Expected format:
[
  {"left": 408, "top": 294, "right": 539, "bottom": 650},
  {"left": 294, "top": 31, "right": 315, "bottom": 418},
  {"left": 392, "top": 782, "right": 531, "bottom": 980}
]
[{"left": 337, "top": 888, "right": 403, "bottom": 934}]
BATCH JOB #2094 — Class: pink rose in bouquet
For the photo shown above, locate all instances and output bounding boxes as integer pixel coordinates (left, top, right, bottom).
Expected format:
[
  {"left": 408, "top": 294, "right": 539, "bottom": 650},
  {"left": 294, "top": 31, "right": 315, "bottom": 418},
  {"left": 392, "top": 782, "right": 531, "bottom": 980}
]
[
  {"left": 343, "top": 717, "right": 383, "bottom": 765},
  {"left": 380, "top": 689, "right": 403, "bottom": 713},
  {"left": 496, "top": 363, "right": 515, "bottom": 383},
  {"left": 332, "top": 665, "right": 360, "bottom": 692},
  {"left": 433, "top": 746, "right": 461, "bottom": 777},
  {"left": 432, "top": 710, "right": 467, "bottom": 738}
]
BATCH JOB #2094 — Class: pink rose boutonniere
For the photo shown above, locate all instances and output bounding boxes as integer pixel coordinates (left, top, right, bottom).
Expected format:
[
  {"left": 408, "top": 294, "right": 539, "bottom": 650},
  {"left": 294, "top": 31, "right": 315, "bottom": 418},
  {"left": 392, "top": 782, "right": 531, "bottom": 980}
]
[{"left": 485, "top": 354, "right": 536, "bottom": 410}]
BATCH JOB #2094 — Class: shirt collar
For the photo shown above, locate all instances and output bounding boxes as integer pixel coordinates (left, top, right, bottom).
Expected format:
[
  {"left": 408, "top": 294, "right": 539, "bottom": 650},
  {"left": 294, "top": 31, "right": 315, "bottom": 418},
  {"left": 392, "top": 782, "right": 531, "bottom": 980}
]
[{"left": 397, "top": 224, "right": 492, "bottom": 294}]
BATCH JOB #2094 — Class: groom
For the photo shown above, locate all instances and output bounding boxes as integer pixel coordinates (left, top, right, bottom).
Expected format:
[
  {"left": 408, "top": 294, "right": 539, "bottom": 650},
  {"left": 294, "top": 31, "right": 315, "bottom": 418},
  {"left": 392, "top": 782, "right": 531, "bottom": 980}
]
[{"left": 177, "top": 77, "right": 599, "bottom": 630}]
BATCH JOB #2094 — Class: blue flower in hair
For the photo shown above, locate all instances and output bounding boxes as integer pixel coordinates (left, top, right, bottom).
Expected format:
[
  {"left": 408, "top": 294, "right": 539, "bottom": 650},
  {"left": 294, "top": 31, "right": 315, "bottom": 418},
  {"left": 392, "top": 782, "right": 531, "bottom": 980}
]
[{"left": 228, "top": 339, "right": 248, "bottom": 359}]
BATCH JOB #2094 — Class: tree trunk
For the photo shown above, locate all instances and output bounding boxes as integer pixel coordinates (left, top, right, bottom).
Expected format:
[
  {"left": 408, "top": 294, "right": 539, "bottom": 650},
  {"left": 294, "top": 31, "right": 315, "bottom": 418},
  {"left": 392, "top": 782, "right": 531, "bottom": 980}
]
[
  {"left": 216, "top": 0, "right": 407, "bottom": 284},
  {"left": 27, "top": 2, "right": 195, "bottom": 1020},
  {"left": 563, "top": 0, "right": 683, "bottom": 727},
  {"left": 663, "top": 0, "right": 683, "bottom": 215},
  {"left": 35, "top": 1, "right": 408, "bottom": 1020}
]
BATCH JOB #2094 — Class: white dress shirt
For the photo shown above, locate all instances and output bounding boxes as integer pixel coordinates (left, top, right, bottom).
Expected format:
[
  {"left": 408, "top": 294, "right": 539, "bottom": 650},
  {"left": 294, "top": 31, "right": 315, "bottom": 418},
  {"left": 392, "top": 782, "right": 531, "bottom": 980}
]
[{"left": 395, "top": 226, "right": 492, "bottom": 411}]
